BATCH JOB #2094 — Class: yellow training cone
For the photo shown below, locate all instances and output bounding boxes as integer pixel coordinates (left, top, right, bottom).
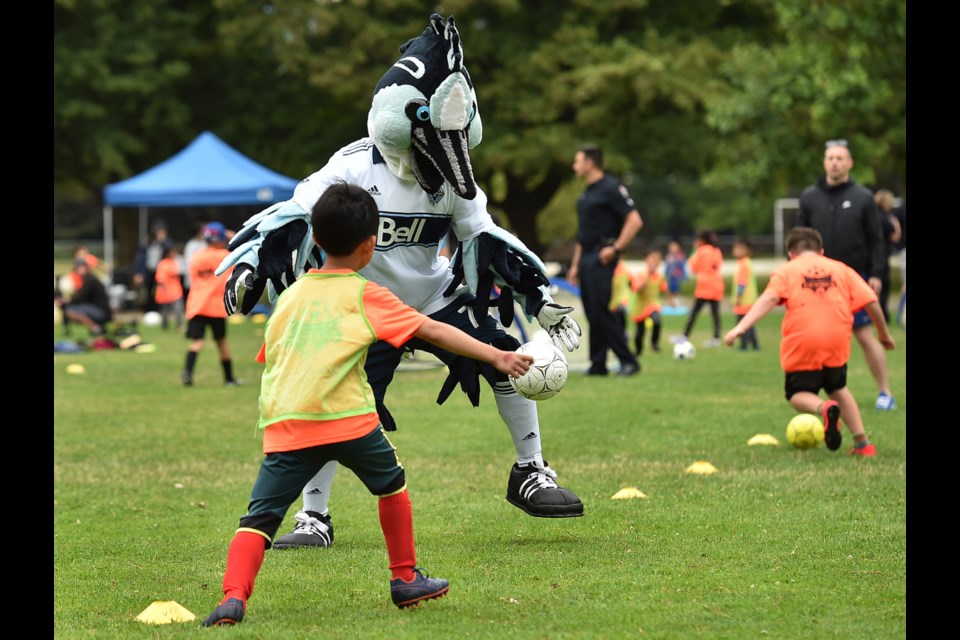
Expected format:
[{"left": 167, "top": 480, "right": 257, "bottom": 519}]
[
  {"left": 611, "top": 487, "right": 648, "bottom": 500},
  {"left": 685, "top": 461, "right": 718, "bottom": 475},
  {"left": 227, "top": 315, "right": 246, "bottom": 325},
  {"left": 65, "top": 363, "right": 86, "bottom": 375},
  {"left": 250, "top": 313, "right": 268, "bottom": 324},
  {"left": 747, "top": 433, "right": 780, "bottom": 446},
  {"left": 134, "top": 343, "right": 157, "bottom": 354},
  {"left": 135, "top": 600, "right": 197, "bottom": 625}
]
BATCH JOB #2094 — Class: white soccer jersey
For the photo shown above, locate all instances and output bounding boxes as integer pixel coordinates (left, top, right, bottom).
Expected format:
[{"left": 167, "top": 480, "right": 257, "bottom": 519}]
[{"left": 293, "top": 138, "right": 497, "bottom": 315}]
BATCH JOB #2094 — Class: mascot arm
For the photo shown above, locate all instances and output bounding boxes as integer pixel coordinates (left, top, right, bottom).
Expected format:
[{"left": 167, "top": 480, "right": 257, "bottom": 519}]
[
  {"left": 216, "top": 200, "right": 322, "bottom": 315},
  {"left": 448, "top": 227, "right": 581, "bottom": 352}
]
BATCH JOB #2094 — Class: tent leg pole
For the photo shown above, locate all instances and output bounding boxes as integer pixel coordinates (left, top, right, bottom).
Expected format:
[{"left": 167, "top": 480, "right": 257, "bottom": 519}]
[{"left": 103, "top": 205, "right": 114, "bottom": 286}]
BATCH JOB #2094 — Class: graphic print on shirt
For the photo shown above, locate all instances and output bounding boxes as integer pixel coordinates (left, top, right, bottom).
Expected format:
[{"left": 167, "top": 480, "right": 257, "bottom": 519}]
[
  {"left": 801, "top": 266, "right": 834, "bottom": 294},
  {"left": 376, "top": 212, "right": 451, "bottom": 251}
]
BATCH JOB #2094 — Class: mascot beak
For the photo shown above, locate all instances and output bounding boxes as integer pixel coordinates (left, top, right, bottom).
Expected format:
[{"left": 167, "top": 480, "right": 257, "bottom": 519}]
[{"left": 411, "top": 72, "right": 477, "bottom": 199}]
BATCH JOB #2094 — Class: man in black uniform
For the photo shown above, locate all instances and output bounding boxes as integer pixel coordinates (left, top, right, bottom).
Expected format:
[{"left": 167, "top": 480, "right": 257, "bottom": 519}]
[
  {"left": 796, "top": 139, "right": 896, "bottom": 411},
  {"left": 566, "top": 145, "right": 643, "bottom": 376}
]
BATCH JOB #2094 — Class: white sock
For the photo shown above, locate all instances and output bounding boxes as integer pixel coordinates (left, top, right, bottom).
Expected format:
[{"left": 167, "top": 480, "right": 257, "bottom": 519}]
[
  {"left": 494, "top": 382, "right": 544, "bottom": 467},
  {"left": 300, "top": 460, "right": 338, "bottom": 515}
]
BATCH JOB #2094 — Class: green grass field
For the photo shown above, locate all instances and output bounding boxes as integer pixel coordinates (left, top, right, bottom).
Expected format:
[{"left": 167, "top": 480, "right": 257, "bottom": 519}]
[{"left": 54, "top": 304, "right": 906, "bottom": 639}]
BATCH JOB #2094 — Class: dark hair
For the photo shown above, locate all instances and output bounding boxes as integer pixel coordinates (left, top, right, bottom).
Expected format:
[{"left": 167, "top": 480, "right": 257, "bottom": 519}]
[
  {"left": 696, "top": 229, "right": 717, "bottom": 246},
  {"left": 579, "top": 144, "right": 603, "bottom": 169},
  {"left": 785, "top": 227, "right": 823, "bottom": 253},
  {"left": 311, "top": 181, "right": 380, "bottom": 257},
  {"left": 734, "top": 237, "right": 752, "bottom": 250}
]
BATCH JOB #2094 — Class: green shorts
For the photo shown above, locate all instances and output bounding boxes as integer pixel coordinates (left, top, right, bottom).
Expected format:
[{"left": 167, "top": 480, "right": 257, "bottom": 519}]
[{"left": 237, "top": 426, "right": 405, "bottom": 541}]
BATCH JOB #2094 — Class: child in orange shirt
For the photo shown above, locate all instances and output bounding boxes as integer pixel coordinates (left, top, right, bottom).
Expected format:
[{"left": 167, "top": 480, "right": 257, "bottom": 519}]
[
  {"left": 154, "top": 246, "right": 185, "bottom": 331},
  {"left": 680, "top": 230, "right": 724, "bottom": 347},
  {"left": 629, "top": 249, "right": 667, "bottom": 355},
  {"left": 724, "top": 227, "right": 895, "bottom": 457},
  {"left": 202, "top": 182, "right": 533, "bottom": 626},
  {"left": 730, "top": 239, "right": 759, "bottom": 351},
  {"left": 182, "top": 222, "right": 240, "bottom": 386}
]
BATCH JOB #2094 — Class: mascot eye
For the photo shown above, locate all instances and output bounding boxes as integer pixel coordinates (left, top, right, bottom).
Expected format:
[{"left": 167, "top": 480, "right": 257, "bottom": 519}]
[
  {"left": 469, "top": 104, "right": 477, "bottom": 122},
  {"left": 405, "top": 99, "right": 431, "bottom": 123}
]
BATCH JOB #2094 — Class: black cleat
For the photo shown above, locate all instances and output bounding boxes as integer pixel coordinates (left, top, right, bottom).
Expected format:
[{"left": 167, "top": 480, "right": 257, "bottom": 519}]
[
  {"left": 822, "top": 400, "right": 842, "bottom": 451},
  {"left": 272, "top": 511, "right": 334, "bottom": 549},
  {"left": 506, "top": 462, "right": 584, "bottom": 518},
  {"left": 202, "top": 597, "right": 245, "bottom": 627},
  {"left": 390, "top": 567, "right": 449, "bottom": 609}
]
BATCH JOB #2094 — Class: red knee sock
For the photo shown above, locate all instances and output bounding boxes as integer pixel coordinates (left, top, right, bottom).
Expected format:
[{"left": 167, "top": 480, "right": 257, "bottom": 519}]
[
  {"left": 378, "top": 490, "right": 416, "bottom": 582},
  {"left": 221, "top": 530, "right": 267, "bottom": 603}
]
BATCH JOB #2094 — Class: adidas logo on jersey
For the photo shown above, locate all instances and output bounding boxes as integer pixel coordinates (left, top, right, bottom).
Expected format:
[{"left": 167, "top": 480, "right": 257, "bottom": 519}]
[{"left": 367, "top": 185, "right": 381, "bottom": 196}]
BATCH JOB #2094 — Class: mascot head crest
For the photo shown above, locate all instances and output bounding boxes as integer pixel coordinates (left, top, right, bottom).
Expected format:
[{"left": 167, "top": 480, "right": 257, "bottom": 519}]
[{"left": 367, "top": 13, "right": 483, "bottom": 199}]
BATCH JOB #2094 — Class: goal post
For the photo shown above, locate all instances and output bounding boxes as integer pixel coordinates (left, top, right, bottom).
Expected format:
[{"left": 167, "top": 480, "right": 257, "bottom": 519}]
[{"left": 773, "top": 198, "right": 799, "bottom": 259}]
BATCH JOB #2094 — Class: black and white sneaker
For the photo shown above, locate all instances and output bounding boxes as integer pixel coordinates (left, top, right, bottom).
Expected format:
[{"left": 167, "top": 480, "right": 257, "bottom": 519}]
[
  {"left": 272, "top": 510, "right": 334, "bottom": 549},
  {"left": 506, "top": 461, "right": 584, "bottom": 518}
]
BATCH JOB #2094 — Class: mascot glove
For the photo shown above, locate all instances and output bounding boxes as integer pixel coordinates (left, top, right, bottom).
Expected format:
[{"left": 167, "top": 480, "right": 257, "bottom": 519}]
[
  {"left": 536, "top": 302, "right": 582, "bottom": 352},
  {"left": 224, "top": 263, "right": 264, "bottom": 316}
]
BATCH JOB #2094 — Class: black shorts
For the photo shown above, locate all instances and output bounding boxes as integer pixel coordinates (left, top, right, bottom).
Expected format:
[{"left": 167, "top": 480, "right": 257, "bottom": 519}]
[
  {"left": 186, "top": 316, "right": 226, "bottom": 340},
  {"left": 238, "top": 426, "right": 405, "bottom": 543},
  {"left": 784, "top": 365, "right": 847, "bottom": 400}
]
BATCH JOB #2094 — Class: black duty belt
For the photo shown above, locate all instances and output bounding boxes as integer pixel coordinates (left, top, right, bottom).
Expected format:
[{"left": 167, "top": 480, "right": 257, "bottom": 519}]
[{"left": 581, "top": 239, "right": 617, "bottom": 253}]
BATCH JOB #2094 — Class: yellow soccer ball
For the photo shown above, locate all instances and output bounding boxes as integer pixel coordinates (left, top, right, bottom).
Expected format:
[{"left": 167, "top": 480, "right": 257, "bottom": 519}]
[{"left": 786, "top": 413, "right": 825, "bottom": 449}]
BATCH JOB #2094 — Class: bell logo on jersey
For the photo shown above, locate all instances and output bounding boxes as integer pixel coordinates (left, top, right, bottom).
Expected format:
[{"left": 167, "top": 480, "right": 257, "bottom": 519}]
[{"left": 378, "top": 217, "right": 426, "bottom": 247}]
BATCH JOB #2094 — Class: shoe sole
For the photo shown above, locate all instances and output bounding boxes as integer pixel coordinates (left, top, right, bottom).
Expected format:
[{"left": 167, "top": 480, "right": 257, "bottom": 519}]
[
  {"left": 272, "top": 535, "right": 332, "bottom": 549},
  {"left": 823, "top": 403, "right": 842, "bottom": 451},
  {"left": 395, "top": 586, "right": 450, "bottom": 609},
  {"left": 205, "top": 618, "right": 241, "bottom": 627},
  {"left": 273, "top": 541, "right": 332, "bottom": 549},
  {"left": 505, "top": 492, "right": 584, "bottom": 518}
]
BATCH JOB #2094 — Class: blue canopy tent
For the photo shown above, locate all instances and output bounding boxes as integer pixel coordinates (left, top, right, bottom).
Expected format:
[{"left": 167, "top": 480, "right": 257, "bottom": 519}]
[{"left": 101, "top": 131, "right": 299, "bottom": 280}]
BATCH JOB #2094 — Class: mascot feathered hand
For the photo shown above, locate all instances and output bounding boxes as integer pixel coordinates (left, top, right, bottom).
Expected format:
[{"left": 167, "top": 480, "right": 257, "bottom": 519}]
[{"left": 216, "top": 13, "right": 580, "bottom": 353}]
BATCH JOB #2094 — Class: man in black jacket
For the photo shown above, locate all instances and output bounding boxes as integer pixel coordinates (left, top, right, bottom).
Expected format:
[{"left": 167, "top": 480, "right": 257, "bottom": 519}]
[{"left": 796, "top": 139, "right": 896, "bottom": 411}]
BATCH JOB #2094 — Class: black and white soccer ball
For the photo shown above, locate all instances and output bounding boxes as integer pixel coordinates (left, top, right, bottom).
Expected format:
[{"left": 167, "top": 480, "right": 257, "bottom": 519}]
[
  {"left": 509, "top": 340, "right": 569, "bottom": 401},
  {"left": 673, "top": 340, "right": 696, "bottom": 360}
]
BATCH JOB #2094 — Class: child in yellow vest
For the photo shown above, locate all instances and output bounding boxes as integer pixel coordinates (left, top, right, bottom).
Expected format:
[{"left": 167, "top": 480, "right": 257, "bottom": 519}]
[
  {"left": 202, "top": 182, "right": 534, "bottom": 626},
  {"left": 731, "top": 239, "right": 760, "bottom": 351},
  {"left": 608, "top": 260, "right": 634, "bottom": 331},
  {"left": 630, "top": 250, "right": 668, "bottom": 355}
]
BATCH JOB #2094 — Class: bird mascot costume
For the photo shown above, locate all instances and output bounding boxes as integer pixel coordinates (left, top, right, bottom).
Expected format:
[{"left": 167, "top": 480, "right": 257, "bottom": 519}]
[{"left": 218, "top": 14, "right": 584, "bottom": 548}]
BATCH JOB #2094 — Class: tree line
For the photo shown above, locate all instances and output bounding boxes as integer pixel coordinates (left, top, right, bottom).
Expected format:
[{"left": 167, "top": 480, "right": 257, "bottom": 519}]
[{"left": 54, "top": 0, "right": 906, "bottom": 259}]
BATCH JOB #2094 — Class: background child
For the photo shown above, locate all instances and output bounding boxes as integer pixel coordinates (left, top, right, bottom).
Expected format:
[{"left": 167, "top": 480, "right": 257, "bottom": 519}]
[
  {"left": 630, "top": 250, "right": 667, "bottom": 355},
  {"left": 154, "top": 246, "right": 184, "bottom": 331},
  {"left": 679, "top": 230, "right": 724, "bottom": 347},
  {"left": 664, "top": 239, "right": 688, "bottom": 307},
  {"left": 724, "top": 227, "right": 894, "bottom": 457},
  {"left": 182, "top": 222, "right": 241, "bottom": 386},
  {"left": 731, "top": 238, "right": 759, "bottom": 351},
  {"left": 609, "top": 260, "right": 634, "bottom": 334},
  {"left": 202, "top": 182, "right": 533, "bottom": 626}
]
